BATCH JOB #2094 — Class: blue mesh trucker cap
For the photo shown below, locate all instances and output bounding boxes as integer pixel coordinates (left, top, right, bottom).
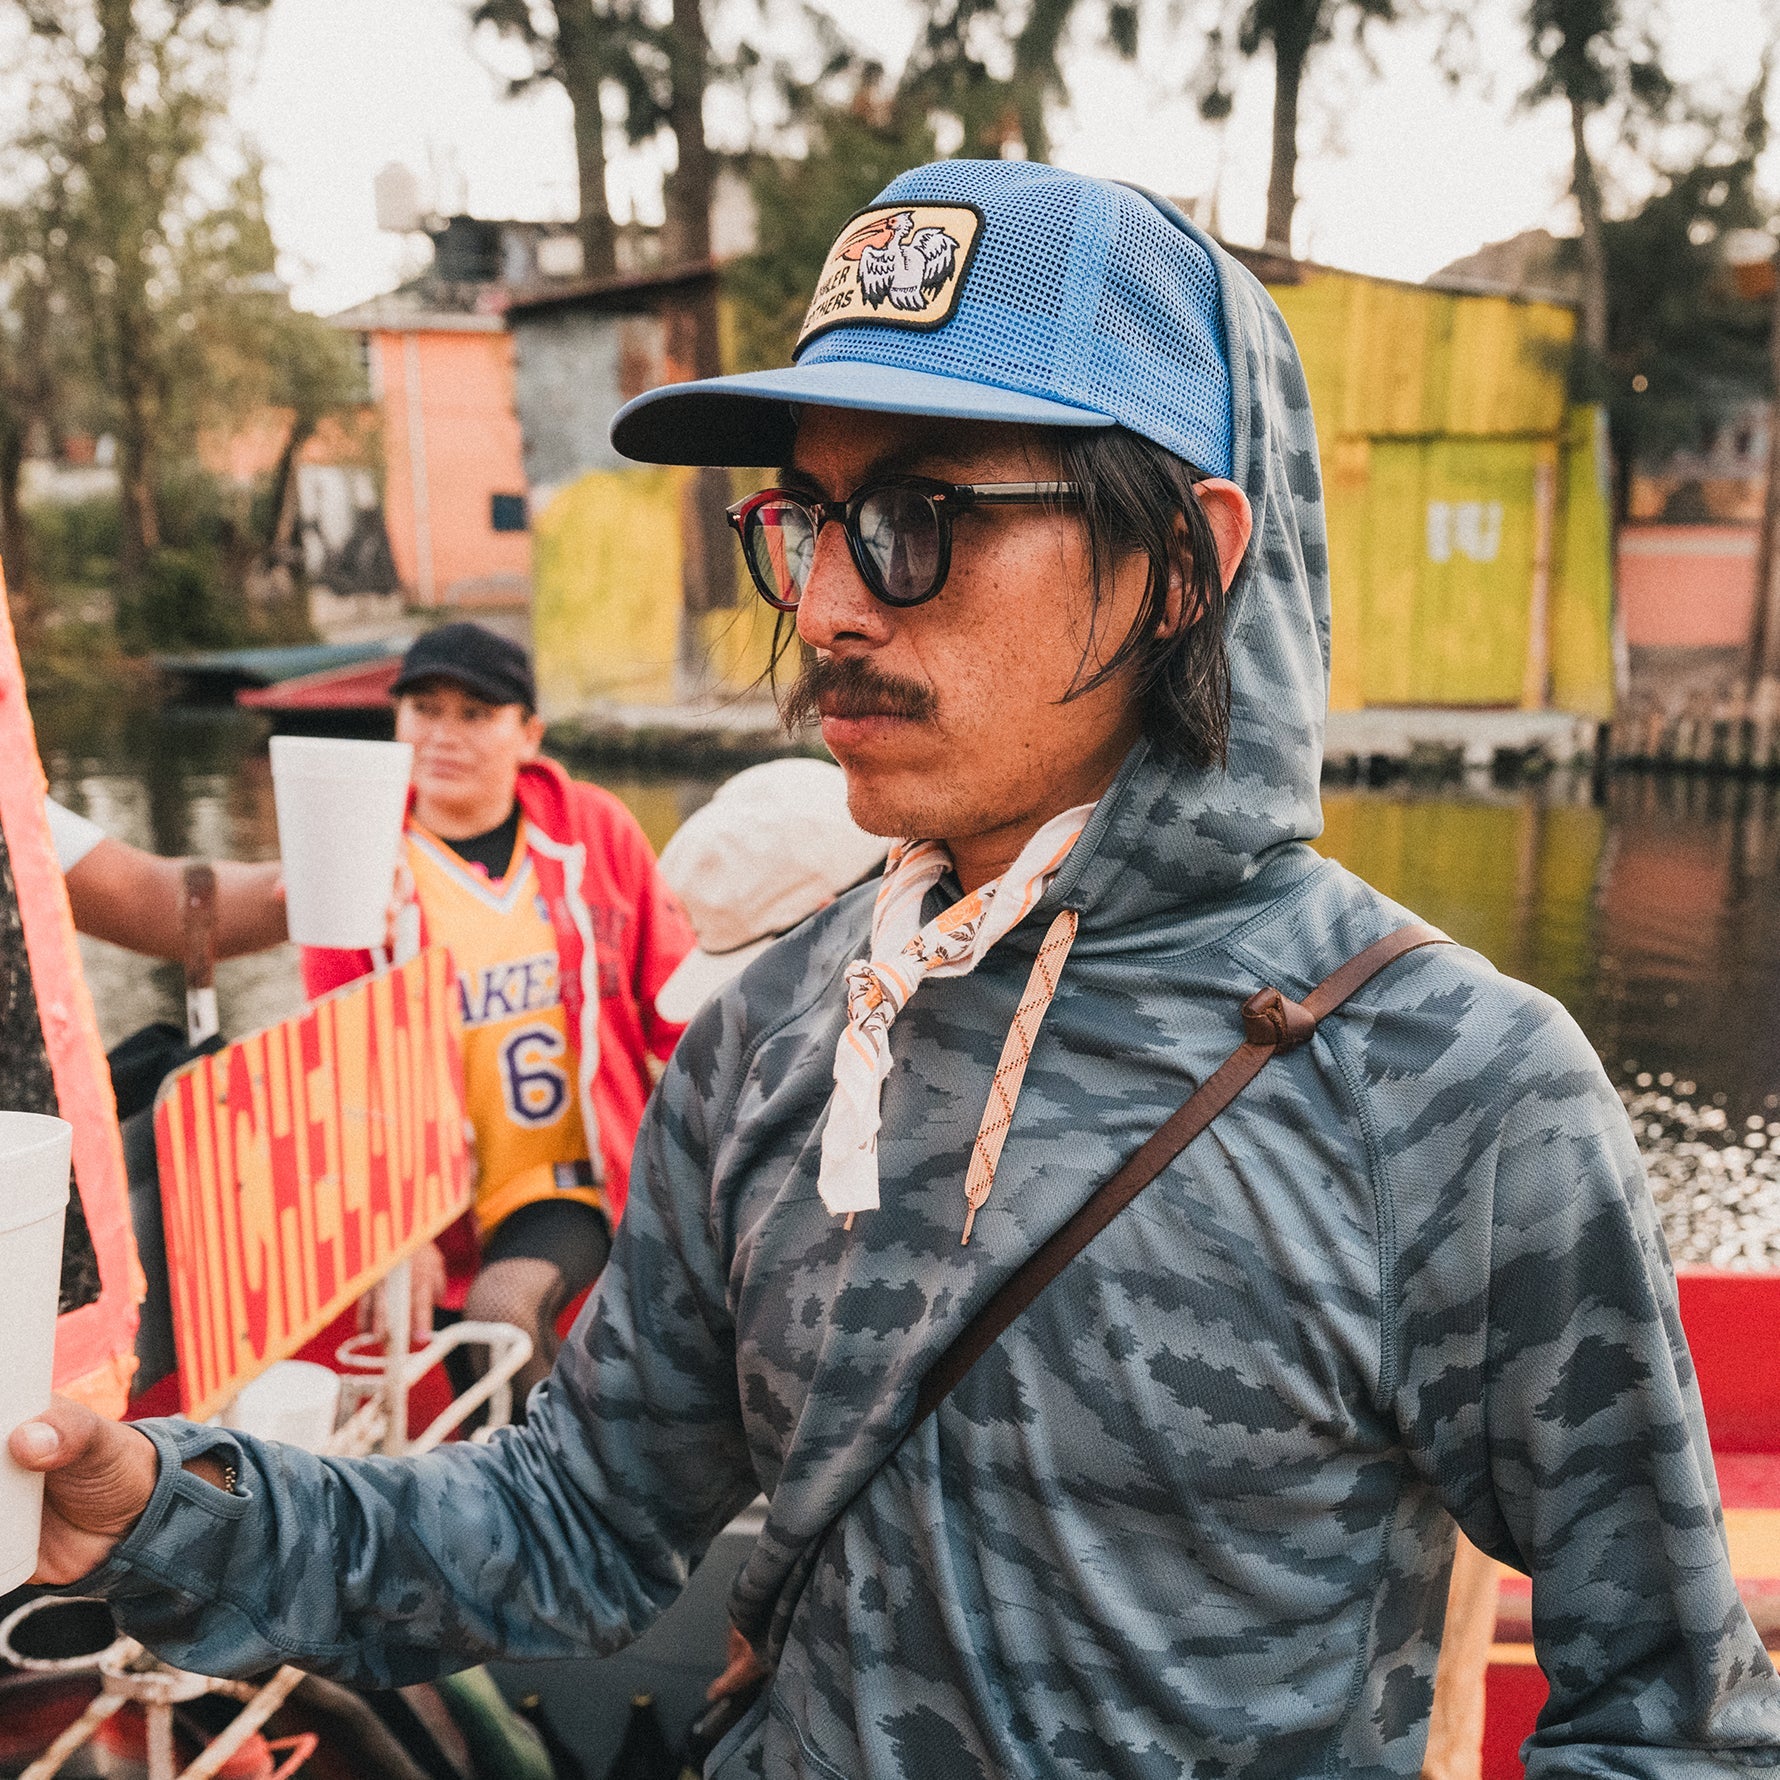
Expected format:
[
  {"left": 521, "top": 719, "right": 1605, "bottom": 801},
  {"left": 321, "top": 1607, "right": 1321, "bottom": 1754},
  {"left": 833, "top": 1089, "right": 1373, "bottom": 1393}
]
[{"left": 609, "top": 160, "right": 1234, "bottom": 477}]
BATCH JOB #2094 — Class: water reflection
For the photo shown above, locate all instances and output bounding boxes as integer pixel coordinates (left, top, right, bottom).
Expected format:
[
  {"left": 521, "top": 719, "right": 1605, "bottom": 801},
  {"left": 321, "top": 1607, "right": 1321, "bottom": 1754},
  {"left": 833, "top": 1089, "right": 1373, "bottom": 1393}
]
[
  {"left": 29, "top": 696, "right": 1780, "bottom": 1126},
  {"left": 1320, "top": 775, "right": 1780, "bottom": 1122}
]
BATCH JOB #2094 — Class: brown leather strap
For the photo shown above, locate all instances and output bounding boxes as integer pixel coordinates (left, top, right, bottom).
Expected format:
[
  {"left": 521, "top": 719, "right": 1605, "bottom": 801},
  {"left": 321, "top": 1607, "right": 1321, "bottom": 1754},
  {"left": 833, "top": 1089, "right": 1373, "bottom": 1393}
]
[
  {"left": 182, "top": 862, "right": 218, "bottom": 992},
  {"left": 912, "top": 922, "right": 1451, "bottom": 1422}
]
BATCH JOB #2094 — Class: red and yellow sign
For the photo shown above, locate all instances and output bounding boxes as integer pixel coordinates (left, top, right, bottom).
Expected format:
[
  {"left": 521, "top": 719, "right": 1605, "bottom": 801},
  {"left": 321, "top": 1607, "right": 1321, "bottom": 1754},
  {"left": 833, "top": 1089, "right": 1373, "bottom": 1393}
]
[
  {"left": 0, "top": 570, "right": 144, "bottom": 1418},
  {"left": 154, "top": 948, "right": 471, "bottom": 1419}
]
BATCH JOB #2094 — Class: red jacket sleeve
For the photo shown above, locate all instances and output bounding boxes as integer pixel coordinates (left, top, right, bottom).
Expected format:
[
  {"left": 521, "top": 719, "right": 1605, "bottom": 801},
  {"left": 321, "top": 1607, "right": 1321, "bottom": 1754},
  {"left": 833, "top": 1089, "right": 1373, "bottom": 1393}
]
[
  {"left": 299, "top": 945, "right": 377, "bottom": 1002},
  {"left": 574, "top": 783, "right": 695, "bottom": 1062},
  {"left": 636, "top": 848, "right": 696, "bottom": 1062}
]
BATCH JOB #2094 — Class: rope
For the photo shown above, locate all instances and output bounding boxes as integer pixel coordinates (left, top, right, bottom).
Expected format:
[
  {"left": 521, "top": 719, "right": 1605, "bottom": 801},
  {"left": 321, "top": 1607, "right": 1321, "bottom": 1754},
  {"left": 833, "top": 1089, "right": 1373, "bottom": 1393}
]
[{"left": 960, "top": 908, "right": 1079, "bottom": 1244}]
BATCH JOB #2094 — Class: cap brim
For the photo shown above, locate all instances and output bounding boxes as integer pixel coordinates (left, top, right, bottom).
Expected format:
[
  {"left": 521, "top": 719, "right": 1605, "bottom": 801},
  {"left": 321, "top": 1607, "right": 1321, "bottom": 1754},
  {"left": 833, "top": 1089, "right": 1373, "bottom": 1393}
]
[
  {"left": 611, "top": 361, "right": 1116, "bottom": 467},
  {"left": 655, "top": 937, "right": 776, "bottom": 1026},
  {"left": 389, "top": 667, "right": 532, "bottom": 707}
]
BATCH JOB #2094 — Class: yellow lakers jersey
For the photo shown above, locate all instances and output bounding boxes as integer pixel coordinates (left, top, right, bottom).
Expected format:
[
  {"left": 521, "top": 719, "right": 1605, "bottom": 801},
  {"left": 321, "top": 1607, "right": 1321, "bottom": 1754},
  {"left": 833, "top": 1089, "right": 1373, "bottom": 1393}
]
[{"left": 407, "top": 821, "right": 602, "bottom": 1236}]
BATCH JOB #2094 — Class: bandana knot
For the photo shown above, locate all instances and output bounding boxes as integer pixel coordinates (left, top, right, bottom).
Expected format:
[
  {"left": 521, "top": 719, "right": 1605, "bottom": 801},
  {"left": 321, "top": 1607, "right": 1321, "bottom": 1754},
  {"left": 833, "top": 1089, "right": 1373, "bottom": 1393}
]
[{"left": 817, "top": 804, "right": 1093, "bottom": 1220}]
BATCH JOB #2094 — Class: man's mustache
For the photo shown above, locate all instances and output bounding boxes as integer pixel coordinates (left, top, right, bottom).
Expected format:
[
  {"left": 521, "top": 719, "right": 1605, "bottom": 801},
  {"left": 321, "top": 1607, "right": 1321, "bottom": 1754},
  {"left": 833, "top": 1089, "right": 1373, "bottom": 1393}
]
[{"left": 780, "top": 655, "right": 937, "bottom": 730}]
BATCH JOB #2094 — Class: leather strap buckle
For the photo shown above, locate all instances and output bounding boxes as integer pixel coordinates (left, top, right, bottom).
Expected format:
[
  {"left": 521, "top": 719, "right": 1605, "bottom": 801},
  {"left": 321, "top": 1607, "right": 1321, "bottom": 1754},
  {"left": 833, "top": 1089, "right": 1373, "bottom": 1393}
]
[{"left": 1240, "top": 985, "right": 1318, "bottom": 1051}]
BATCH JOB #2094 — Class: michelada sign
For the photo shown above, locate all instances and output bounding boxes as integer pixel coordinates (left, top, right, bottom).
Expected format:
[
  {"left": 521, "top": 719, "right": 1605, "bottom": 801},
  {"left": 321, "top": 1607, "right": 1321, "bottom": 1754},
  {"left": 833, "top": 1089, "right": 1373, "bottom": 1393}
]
[{"left": 154, "top": 947, "right": 471, "bottom": 1419}]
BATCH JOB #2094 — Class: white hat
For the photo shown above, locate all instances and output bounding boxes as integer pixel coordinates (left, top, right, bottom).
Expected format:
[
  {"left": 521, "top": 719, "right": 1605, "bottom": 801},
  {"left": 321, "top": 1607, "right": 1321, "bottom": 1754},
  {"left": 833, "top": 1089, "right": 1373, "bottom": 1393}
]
[{"left": 655, "top": 759, "right": 889, "bottom": 1024}]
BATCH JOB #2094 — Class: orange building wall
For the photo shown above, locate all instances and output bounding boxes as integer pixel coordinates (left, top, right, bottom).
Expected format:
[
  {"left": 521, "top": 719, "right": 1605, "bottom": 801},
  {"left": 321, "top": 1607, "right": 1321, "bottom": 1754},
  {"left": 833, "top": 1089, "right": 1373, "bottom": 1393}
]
[
  {"left": 1617, "top": 524, "right": 1756, "bottom": 649},
  {"left": 372, "top": 328, "right": 532, "bottom": 607}
]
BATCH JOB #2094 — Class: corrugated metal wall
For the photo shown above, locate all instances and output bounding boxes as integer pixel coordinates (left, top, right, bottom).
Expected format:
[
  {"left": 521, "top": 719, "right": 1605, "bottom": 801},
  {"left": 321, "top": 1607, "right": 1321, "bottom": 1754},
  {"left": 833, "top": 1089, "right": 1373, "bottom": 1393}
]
[
  {"left": 521, "top": 269, "right": 1617, "bottom": 722},
  {"left": 532, "top": 464, "right": 776, "bottom": 717},
  {"left": 1270, "top": 270, "right": 1613, "bottom": 715}
]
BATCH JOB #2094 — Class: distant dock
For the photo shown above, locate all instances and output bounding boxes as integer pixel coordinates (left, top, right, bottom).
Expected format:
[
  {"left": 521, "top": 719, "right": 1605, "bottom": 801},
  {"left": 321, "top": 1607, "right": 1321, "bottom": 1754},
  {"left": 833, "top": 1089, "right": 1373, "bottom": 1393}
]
[
  {"left": 1322, "top": 709, "right": 1602, "bottom": 782},
  {"left": 152, "top": 645, "right": 1780, "bottom": 782},
  {"left": 545, "top": 698, "right": 825, "bottom": 773},
  {"left": 544, "top": 699, "right": 1780, "bottom": 783},
  {"left": 551, "top": 700, "right": 1615, "bottom": 783}
]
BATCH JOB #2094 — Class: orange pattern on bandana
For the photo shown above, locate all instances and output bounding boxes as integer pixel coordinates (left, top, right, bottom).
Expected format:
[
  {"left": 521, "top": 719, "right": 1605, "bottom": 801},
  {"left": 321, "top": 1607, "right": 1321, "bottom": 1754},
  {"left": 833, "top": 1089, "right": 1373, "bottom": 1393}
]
[{"left": 818, "top": 803, "right": 1094, "bottom": 1219}]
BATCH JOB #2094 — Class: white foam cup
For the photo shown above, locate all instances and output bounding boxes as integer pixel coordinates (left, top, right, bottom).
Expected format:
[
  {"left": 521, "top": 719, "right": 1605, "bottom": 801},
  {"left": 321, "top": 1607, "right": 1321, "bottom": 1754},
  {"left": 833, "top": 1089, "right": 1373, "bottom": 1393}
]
[
  {"left": 0, "top": 1112, "right": 73, "bottom": 1596},
  {"left": 222, "top": 1361, "right": 342, "bottom": 1453},
  {"left": 269, "top": 735, "right": 414, "bottom": 950}
]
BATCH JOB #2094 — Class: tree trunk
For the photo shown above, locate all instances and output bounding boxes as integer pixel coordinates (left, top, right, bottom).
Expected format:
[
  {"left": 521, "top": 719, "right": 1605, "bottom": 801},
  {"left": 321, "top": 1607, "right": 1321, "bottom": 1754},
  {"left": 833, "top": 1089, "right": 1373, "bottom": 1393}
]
[
  {"left": 262, "top": 413, "right": 314, "bottom": 568},
  {"left": 117, "top": 423, "right": 162, "bottom": 570},
  {"left": 96, "top": 0, "right": 160, "bottom": 583},
  {"left": 552, "top": 0, "right": 618, "bottom": 279},
  {"left": 1570, "top": 96, "right": 1609, "bottom": 361},
  {"left": 1264, "top": 38, "right": 1306, "bottom": 254},
  {"left": 661, "top": 0, "right": 729, "bottom": 695},
  {"left": 663, "top": 0, "right": 715, "bottom": 273}
]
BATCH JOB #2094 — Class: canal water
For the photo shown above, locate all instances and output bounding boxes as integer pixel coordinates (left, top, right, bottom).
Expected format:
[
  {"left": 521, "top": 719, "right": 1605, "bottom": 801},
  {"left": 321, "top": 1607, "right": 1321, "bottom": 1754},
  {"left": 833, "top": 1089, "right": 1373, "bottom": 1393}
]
[{"left": 31, "top": 695, "right": 1780, "bottom": 1257}]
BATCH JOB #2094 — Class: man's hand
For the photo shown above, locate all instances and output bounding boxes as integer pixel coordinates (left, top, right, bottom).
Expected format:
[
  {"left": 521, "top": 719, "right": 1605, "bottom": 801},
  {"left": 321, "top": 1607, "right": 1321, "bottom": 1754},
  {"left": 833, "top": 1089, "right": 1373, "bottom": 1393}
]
[
  {"left": 7, "top": 1397, "right": 161, "bottom": 1585},
  {"left": 357, "top": 1240, "right": 448, "bottom": 1345},
  {"left": 385, "top": 854, "right": 417, "bottom": 958}
]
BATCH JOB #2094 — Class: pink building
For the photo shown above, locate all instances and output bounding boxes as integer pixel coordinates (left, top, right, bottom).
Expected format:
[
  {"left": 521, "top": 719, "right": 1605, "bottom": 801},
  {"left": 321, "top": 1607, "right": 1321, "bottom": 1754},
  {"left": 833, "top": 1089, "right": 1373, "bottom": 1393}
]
[
  {"left": 1616, "top": 524, "right": 1757, "bottom": 650},
  {"left": 332, "top": 292, "right": 532, "bottom": 619}
]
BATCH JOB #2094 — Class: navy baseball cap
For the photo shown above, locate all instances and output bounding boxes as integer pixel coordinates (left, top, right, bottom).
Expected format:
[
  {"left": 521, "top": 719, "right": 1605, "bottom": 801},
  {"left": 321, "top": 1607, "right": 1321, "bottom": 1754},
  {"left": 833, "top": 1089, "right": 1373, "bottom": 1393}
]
[
  {"left": 391, "top": 622, "right": 536, "bottom": 710},
  {"left": 610, "top": 159, "right": 1233, "bottom": 478}
]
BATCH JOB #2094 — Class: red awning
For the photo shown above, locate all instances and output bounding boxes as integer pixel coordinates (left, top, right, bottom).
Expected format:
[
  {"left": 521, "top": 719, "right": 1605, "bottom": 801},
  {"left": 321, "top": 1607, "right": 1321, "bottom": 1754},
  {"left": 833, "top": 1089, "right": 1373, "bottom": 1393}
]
[{"left": 236, "top": 655, "right": 401, "bottom": 712}]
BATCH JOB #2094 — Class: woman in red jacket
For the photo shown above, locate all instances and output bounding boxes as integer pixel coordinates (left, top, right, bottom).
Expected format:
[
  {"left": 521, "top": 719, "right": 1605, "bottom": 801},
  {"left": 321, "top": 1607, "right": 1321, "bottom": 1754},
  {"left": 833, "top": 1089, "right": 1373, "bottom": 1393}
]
[{"left": 303, "top": 623, "right": 694, "bottom": 1406}]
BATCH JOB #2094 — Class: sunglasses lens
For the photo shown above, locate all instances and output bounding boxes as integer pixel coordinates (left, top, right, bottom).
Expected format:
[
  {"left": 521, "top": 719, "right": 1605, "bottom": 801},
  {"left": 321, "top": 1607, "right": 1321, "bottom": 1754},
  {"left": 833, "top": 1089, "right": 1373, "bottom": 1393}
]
[
  {"left": 743, "top": 500, "right": 817, "bottom": 608},
  {"left": 855, "top": 486, "right": 943, "bottom": 605}
]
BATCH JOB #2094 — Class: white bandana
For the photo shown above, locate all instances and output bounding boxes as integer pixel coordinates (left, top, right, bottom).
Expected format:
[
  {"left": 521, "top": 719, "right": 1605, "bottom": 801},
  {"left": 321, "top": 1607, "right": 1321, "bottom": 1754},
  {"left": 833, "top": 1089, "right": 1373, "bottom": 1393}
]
[{"left": 817, "top": 803, "right": 1094, "bottom": 1217}]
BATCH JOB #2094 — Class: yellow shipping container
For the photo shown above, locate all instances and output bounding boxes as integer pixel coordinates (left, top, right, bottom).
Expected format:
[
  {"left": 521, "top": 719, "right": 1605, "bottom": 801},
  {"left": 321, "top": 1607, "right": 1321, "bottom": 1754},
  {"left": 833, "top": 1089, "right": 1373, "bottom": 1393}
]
[
  {"left": 526, "top": 262, "right": 1615, "bottom": 727},
  {"left": 1268, "top": 266, "right": 1613, "bottom": 717}
]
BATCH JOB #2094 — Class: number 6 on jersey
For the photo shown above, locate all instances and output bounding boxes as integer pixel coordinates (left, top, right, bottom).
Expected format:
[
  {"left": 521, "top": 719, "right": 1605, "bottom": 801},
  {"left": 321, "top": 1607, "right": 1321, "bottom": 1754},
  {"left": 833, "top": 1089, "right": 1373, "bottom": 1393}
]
[{"left": 500, "top": 1024, "right": 569, "bottom": 1126}]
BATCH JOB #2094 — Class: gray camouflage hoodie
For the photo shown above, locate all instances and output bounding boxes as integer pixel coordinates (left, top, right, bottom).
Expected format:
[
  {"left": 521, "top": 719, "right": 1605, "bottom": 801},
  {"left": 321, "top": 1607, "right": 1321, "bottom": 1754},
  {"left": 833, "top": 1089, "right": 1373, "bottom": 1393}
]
[{"left": 85, "top": 227, "right": 1780, "bottom": 1777}]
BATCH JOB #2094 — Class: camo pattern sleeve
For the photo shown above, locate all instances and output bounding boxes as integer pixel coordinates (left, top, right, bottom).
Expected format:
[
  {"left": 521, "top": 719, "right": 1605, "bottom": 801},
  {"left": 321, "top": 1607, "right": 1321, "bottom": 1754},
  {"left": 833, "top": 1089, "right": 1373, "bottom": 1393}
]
[
  {"left": 56, "top": 185, "right": 1780, "bottom": 1777},
  {"left": 1356, "top": 954, "right": 1779, "bottom": 1773},
  {"left": 75, "top": 1035, "right": 760, "bottom": 1687}
]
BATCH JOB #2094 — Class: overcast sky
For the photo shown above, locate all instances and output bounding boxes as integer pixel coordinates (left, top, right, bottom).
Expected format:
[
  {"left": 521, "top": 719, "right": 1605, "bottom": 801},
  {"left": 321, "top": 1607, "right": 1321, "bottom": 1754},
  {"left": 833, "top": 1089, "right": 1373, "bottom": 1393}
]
[{"left": 234, "top": 0, "right": 1775, "bottom": 318}]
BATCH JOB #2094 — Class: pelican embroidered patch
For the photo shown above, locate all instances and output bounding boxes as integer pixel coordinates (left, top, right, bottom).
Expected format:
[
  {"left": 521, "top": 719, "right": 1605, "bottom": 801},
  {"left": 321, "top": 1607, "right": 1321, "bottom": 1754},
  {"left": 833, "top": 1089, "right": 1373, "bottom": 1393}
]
[{"left": 796, "top": 203, "right": 983, "bottom": 352}]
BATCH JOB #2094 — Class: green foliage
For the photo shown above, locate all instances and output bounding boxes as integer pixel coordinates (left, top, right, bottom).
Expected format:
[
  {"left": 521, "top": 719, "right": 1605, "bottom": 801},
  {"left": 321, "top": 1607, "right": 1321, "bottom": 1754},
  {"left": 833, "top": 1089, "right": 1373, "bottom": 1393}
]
[
  {"left": 1237, "top": 0, "right": 1399, "bottom": 68},
  {"left": 115, "top": 547, "right": 234, "bottom": 651},
  {"left": 170, "top": 160, "right": 364, "bottom": 445},
  {"left": 901, "top": 0, "right": 1086, "bottom": 161},
  {"left": 727, "top": 105, "right": 939, "bottom": 372},
  {"left": 1600, "top": 150, "right": 1771, "bottom": 478},
  {"left": 473, "top": 0, "right": 665, "bottom": 143},
  {"left": 1523, "top": 0, "right": 1670, "bottom": 117},
  {"left": 29, "top": 469, "right": 303, "bottom": 653},
  {"left": 1, "top": 0, "right": 309, "bottom": 585},
  {"left": 1, "top": 6, "right": 353, "bottom": 662},
  {"left": 26, "top": 499, "right": 124, "bottom": 593}
]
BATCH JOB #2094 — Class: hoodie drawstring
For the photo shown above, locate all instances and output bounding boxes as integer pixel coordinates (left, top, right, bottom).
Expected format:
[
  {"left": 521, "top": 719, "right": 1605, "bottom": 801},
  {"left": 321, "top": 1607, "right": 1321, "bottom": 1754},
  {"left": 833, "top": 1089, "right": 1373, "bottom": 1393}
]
[{"left": 961, "top": 907, "right": 1079, "bottom": 1243}]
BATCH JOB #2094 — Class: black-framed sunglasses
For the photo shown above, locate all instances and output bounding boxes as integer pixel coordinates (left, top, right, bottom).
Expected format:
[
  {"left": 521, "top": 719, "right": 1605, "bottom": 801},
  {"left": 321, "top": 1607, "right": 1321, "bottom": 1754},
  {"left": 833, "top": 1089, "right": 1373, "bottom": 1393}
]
[{"left": 725, "top": 477, "right": 1081, "bottom": 611}]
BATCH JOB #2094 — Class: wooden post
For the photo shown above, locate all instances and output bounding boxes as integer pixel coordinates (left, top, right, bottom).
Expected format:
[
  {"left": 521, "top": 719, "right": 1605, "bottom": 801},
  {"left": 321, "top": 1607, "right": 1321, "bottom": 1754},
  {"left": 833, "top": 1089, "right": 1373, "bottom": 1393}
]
[
  {"left": 181, "top": 863, "right": 218, "bottom": 1045},
  {"left": 1521, "top": 454, "right": 1558, "bottom": 711},
  {"left": 378, "top": 913, "right": 422, "bottom": 1455},
  {"left": 1746, "top": 251, "right": 1780, "bottom": 701}
]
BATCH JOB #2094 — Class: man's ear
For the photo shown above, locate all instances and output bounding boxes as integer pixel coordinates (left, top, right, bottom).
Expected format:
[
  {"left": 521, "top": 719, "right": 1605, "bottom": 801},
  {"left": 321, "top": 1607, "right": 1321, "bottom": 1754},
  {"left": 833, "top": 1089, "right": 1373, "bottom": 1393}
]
[
  {"left": 1194, "top": 480, "right": 1253, "bottom": 594},
  {"left": 519, "top": 711, "right": 547, "bottom": 760},
  {"left": 1157, "top": 479, "right": 1256, "bottom": 637}
]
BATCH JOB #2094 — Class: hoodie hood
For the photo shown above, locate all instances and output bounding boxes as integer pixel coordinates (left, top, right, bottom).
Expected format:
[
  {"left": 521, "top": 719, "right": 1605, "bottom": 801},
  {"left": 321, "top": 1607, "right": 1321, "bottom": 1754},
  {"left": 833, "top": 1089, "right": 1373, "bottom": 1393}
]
[
  {"left": 1048, "top": 204, "right": 1329, "bottom": 931},
  {"left": 612, "top": 160, "right": 1330, "bottom": 920}
]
